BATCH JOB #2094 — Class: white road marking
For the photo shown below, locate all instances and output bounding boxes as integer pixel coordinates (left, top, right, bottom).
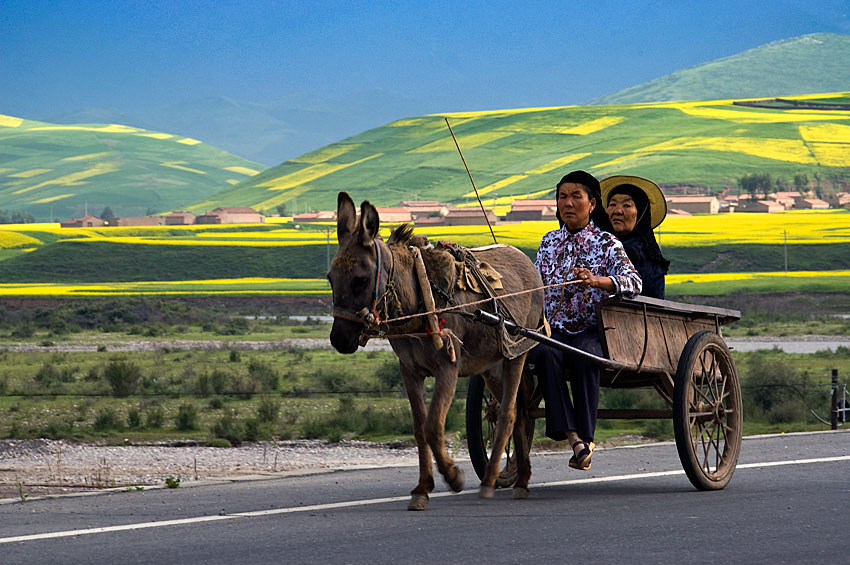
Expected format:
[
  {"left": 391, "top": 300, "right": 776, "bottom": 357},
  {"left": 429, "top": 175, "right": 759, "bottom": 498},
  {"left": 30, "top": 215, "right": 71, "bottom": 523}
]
[{"left": 2, "top": 455, "right": 848, "bottom": 544}]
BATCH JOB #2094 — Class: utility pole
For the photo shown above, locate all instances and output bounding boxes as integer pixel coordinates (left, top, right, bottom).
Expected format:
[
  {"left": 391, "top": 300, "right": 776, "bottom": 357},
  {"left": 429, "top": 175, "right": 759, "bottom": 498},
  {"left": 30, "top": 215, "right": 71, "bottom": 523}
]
[{"left": 784, "top": 229, "right": 788, "bottom": 274}]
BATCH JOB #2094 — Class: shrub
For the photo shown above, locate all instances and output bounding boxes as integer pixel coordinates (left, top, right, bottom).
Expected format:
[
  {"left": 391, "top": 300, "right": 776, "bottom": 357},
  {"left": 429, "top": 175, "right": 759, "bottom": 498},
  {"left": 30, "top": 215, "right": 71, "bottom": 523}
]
[
  {"left": 230, "top": 375, "right": 256, "bottom": 400},
  {"left": 767, "top": 399, "right": 803, "bottom": 424},
  {"left": 207, "top": 438, "right": 232, "bottom": 448},
  {"left": 229, "top": 349, "right": 241, "bottom": 362},
  {"left": 11, "top": 323, "right": 35, "bottom": 338},
  {"left": 375, "top": 361, "right": 403, "bottom": 393},
  {"left": 257, "top": 396, "right": 280, "bottom": 423},
  {"left": 127, "top": 407, "right": 143, "bottom": 429},
  {"left": 94, "top": 408, "right": 120, "bottom": 431},
  {"left": 642, "top": 419, "right": 673, "bottom": 440},
  {"left": 104, "top": 359, "right": 142, "bottom": 397},
  {"left": 248, "top": 359, "right": 278, "bottom": 392},
  {"left": 175, "top": 403, "right": 199, "bottom": 431},
  {"left": 217, "top": 317, "right": 250, "bottom": 336},
  {"left": 145, "top": 406, "right": 165, "bottom": 428},
  {"left": 742, "top": 353, "right": 805, "bottom": 413},
  {"left": 212, "top": 410, "right": 243, "bottom": 446},
  {"left": 34, "top": 362, "right": 60, "bottom": 386},
  {"left": 243, "top": 417, "right": 262, "bottom": 442}
]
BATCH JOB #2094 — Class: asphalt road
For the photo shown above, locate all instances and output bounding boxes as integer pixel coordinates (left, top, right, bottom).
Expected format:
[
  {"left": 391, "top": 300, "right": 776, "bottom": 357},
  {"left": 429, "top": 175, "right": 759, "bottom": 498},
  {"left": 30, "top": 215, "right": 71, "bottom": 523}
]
[{"left": 1, "top": 431, "right": 848, "bottom": 564}]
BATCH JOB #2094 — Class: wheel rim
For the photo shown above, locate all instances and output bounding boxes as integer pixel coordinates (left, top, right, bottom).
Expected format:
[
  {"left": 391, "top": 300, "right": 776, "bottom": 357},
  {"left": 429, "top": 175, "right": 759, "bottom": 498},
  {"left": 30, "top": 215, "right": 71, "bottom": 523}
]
[
  {"left": 480, "top": 390, "right": 519, "bottom": 486},
  {"left": 684, "top": 342, "right": 742, "bottom": 482}
]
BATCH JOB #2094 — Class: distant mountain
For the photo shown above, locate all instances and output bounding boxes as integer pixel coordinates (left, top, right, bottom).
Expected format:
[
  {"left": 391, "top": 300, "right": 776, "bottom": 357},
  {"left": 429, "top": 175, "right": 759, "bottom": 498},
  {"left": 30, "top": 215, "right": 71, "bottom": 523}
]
[
  {"left": 46, "top": 90, "right": 426, "bottom": 166},
  {"left": 0, "top": 115, "right": 265, "bottom": 222},
  {"left": 185, "top": 92, "right": 850, "bottom": 215},
  {"left": 587, "top": 33, "right": 850, "bottom": 105}
]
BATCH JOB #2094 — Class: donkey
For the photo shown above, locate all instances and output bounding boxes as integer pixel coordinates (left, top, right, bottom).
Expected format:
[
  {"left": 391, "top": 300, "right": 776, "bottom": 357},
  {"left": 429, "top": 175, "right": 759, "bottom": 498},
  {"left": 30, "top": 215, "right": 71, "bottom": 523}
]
[{"left": 328, "top": 192, "right": 544, "bottom": 510}]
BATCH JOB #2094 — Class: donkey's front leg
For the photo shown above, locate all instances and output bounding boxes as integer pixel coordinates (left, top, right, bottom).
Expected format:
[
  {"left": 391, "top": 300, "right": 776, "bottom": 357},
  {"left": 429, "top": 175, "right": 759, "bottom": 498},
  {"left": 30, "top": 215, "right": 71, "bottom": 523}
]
[
  {"left": 479, "top": 356, "right": 523, "bottom": 499},
  {"left": 424, "top": 365, "right": 464, "bottom": 495},
  {"left": 401, "top": 370, "right": 434, "bottom": 511}
]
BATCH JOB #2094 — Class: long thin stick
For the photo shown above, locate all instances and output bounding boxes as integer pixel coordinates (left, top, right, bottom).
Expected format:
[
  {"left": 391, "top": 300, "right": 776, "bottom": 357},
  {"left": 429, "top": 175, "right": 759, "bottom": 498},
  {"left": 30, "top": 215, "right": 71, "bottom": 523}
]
[{"left": 445, "top": 118, "right": 498, "bottom": 244}]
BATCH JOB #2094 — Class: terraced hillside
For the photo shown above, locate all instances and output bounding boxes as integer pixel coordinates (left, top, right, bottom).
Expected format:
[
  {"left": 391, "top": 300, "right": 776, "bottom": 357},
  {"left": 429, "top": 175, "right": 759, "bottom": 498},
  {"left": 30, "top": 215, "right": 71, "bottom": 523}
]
[
  {"left": 190, "top": 92, "right": 850, "bottom": 214},
  {"left": 0, "top": 115, "right": 266, "bottom": 221}
]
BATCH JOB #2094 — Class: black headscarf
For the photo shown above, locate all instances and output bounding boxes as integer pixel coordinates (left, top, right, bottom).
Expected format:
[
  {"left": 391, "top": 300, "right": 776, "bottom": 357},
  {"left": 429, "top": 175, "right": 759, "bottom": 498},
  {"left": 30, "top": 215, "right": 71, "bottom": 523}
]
[
  {"left": 554, "top": 170, "right": 615, "bottom": 233},
  {"left": 607, "top": 184, "right": 669, "bottom": 272}
]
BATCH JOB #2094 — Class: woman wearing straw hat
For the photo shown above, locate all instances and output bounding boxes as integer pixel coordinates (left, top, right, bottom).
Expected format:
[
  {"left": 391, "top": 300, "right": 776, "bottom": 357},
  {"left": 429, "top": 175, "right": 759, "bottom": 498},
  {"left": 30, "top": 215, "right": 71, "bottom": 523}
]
[
  {"left": 532, "top": 170, "right": 642, "bottom": 470},
  {"left": 601, "top": 175, "right": 670, "bottom": 299}
]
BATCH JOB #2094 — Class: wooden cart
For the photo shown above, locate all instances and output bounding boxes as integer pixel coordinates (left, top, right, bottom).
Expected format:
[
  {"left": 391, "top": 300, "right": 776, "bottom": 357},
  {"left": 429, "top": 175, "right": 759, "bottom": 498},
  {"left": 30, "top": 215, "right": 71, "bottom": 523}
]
[{"left": 466, "top": 295, "right": 743, "bottom": 491}]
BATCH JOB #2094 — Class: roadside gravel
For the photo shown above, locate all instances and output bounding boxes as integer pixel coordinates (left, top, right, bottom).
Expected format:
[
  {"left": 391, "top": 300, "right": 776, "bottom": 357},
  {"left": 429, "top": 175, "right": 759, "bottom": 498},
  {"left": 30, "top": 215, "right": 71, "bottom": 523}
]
[{"left": 0, "top": 438, "right": 421, "bottom": 502}]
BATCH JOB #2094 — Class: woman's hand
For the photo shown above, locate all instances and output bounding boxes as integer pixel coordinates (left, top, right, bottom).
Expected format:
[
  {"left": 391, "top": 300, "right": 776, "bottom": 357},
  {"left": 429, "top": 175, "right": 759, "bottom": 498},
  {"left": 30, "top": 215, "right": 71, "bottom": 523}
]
[{"left": 572, "top": 267, "right": 615, "bottom": 292}]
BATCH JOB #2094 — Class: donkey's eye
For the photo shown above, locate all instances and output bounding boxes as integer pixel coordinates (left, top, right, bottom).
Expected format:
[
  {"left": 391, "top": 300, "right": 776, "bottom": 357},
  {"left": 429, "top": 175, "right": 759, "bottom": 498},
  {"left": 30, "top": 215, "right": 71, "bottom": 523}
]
[{"left": 352, "top": 276, "right": 369, "bottom": 291}]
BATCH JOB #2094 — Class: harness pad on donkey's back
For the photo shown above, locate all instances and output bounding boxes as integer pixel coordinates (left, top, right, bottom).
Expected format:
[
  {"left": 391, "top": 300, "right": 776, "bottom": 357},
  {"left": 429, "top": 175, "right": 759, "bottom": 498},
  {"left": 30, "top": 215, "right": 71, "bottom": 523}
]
[{"left": 424, "top": 240, "right": 540, "bottom": 360}]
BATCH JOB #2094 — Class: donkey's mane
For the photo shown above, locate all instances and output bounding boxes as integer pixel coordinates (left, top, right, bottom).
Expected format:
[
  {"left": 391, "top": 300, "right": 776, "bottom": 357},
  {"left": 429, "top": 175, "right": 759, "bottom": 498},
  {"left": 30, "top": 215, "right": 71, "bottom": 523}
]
[{"left": 387, "top": 223, "right": 414, "bottom": 246}]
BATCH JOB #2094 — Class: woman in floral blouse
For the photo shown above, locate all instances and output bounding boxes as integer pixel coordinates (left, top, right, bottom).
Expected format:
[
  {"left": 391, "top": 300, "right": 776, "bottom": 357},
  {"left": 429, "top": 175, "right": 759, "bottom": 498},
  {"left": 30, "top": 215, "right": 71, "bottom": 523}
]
[{"left": 531, "top": 170, "right": 641, "bottom": 471}]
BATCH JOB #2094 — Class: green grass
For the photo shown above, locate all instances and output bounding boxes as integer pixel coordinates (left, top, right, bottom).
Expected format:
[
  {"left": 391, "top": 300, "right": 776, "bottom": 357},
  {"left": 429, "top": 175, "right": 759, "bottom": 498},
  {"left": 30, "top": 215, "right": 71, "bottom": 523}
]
[
  {"left": 588, "top": 33, "right": 850, "bottom": 104},
  {"left": 194, "top": 90, "right": 850, "bottom": 215},
  {"left": 0, "top": 115, "right": 265, "bottom": 222},
  {"left": 0, "top": 240, "right": 337, "bottom": 282}
]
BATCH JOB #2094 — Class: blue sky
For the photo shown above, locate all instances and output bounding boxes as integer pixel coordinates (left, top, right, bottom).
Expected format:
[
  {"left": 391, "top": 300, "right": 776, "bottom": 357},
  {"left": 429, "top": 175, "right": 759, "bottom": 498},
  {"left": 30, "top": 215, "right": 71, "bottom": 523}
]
[{"left": 2, "top": 1, "right": 849, "bottom": 122}]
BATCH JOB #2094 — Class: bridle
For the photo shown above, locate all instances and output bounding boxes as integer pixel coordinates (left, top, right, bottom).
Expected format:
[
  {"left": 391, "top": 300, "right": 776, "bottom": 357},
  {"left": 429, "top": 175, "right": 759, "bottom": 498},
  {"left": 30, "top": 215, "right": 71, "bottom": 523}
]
[{"left": 331, "top": 239, "right": 395, "bottom": 327}]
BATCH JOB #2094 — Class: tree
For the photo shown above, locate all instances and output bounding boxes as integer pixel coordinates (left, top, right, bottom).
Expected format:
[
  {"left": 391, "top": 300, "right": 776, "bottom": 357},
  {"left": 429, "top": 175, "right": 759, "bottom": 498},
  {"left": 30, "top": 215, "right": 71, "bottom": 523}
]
[
  {"left": 100, "top": 206, "right": 115, "bottom": 221},
  {"left": 738, "top": 172, "right": 772, "bottom": 200},
  {"left": 793, "top": 173, "right": 809, "bottom": 193},
  {"left": 276, "top": 204, "right": 288, "bottom": 216}
]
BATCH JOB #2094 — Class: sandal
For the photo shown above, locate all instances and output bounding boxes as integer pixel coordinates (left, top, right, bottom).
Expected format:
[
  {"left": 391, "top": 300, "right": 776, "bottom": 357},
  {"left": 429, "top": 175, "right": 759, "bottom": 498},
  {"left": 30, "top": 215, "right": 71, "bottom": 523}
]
[{"left": 568, "top": 441, "right": 595, "bottom": 471}]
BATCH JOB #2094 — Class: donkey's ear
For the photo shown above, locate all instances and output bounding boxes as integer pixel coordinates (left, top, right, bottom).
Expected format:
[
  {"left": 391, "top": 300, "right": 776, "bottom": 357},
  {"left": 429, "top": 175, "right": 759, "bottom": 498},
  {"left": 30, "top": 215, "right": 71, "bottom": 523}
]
[
  {"left": 359, "top": 201, "right": 380, "bottom": 247},
  {"left": 337, "top": 192, "right": 357, "bottom": 243}
]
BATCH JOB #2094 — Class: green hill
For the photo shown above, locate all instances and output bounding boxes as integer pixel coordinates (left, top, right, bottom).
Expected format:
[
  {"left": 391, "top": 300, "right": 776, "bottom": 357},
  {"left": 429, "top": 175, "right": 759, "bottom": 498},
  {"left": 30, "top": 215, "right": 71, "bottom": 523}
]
[
  {"left": 587, "top": 33, "right": 850, "bottom": 105},
  {"left": 188, "top": 91, "right": 850, "bottom": 214},
  {"left": 0, "top": 115, "right": 266, "bottom": 222}
]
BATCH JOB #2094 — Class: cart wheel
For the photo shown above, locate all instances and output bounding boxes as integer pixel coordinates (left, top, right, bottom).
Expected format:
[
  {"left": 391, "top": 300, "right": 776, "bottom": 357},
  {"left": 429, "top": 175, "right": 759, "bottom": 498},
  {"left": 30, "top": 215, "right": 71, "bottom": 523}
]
[
  {"left": 673, "top": 331, "right": 743, "bottom": 491},
  {"left": 465, "top": 374, "right": 534, "bottom": 487}
]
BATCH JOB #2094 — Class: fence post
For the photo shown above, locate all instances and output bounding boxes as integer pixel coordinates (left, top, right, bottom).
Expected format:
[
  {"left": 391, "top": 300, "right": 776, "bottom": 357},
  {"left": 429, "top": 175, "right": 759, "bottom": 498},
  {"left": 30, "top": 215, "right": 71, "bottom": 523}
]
[{"left": 831, "top": 369, "right": 839, "bottom": 430}]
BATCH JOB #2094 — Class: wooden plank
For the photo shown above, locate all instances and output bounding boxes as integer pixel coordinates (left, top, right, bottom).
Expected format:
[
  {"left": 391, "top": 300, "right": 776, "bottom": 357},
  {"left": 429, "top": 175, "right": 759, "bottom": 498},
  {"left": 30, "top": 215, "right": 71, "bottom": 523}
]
[{"left": 600, "top": 295, "right": 740, "bottom": 324}]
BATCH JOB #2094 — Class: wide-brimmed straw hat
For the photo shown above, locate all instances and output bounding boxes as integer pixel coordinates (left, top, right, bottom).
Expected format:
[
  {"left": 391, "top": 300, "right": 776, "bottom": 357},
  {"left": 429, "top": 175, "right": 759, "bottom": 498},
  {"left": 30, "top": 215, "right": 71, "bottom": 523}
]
[{"left": 600, "top": 175, "right": 667, "bottom": 229}]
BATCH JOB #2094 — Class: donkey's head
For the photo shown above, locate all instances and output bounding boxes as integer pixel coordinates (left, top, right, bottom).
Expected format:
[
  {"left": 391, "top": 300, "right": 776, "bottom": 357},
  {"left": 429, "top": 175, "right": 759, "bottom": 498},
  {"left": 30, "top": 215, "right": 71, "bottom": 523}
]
[{"left": 328, "top": 191, "right": 385, "bottom": 354}]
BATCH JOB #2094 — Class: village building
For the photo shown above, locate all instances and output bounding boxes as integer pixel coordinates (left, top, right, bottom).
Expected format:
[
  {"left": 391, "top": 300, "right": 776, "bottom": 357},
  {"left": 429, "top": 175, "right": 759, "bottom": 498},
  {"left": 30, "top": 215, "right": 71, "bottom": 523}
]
[
  {"left": 165, "top": 211, "right": 197, "bottom": 225},
  {"left": 504, "top": 199, "right": 557, "bottom": 222},
  {"left": 441, "top": 208, "right": 498, "bottom": 226},
  {"left": 796, "top": 198, "right": 830, "bottom": 210},
  {"left": 113, "top": 216, "right": 167, "bottom": 227},
  {"left": 60, "top": 215, "right": 106, "bottom": 228},
  {"left": 374, "top": 207, "right": 413, "bottom": 223},
  {"left": 195, "top": 207, "right": 264, "bottom": 224},
  {"left": 664, "top": 195, "right": 719, "bottom": 214},
  {"left": 291, "top": 210, "right": 336, "bottom": 223},
  {"left": 396, "top": 200, "right": 450, "bottom": 220},
  {"left": 743, "top": 200, "right": 785, "bottom": 213}
]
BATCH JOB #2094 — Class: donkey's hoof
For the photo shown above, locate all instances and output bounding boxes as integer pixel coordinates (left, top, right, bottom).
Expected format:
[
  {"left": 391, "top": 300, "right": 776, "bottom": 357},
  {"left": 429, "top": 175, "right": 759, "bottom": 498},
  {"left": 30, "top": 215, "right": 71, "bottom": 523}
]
[
  {"left": 512, "top": 487, "right": 529, "bottom": 499},
  {"left": 447, "top": 468, "right": 464, "bottom": 493},
  {"left": 408, "top": 494, "right": 429, "bottom": 511},
  {"left": 479, "top": 486, "right": 495, "bottom": 499}
]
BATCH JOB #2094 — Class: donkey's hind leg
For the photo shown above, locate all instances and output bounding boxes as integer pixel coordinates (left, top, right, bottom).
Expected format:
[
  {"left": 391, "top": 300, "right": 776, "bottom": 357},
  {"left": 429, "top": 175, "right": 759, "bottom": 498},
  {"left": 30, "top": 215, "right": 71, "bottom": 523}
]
[
  {"left": 511, "top": 362, "right": 535, "bottom": 499},
  {"left": 479, "top": 356, "right": 523, "bottom": 499},
  {"left": 401, "top": 369, "right": 434, "bottom": 511}
]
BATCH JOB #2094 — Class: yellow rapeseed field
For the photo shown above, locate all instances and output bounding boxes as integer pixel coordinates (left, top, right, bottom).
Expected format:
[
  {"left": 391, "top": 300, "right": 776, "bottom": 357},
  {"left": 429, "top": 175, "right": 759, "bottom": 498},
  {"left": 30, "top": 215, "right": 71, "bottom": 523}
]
[
  {"left": 0, "top": 231, "right": 42, "bottom": 249},
  {"left": 0, "top": 278, "right": 329, "bottom": 296}
]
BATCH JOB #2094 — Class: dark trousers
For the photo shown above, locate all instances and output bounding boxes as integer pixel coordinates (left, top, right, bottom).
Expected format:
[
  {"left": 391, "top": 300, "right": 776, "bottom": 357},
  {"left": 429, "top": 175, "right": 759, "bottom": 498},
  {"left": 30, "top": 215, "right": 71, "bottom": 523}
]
[{"left": 530, "top": 327, "right": 602, "bottom": 443}]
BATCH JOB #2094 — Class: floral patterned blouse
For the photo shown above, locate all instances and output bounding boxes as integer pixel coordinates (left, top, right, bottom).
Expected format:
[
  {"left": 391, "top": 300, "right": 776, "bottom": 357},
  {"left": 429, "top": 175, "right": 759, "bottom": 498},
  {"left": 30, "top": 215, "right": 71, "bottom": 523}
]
[{"left": 535, "top": 222, "right": 642, "bottom": 335}]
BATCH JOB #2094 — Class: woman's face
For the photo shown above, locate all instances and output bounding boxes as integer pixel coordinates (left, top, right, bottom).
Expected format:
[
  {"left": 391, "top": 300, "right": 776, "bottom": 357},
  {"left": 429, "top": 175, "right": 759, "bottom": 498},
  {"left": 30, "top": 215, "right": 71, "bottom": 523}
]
[
  {"left": 606, "top": 193, "right": 638, "bottom": 237},
  {"left": 557, "top": 182, "right": 595, "bottom": 231}
]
